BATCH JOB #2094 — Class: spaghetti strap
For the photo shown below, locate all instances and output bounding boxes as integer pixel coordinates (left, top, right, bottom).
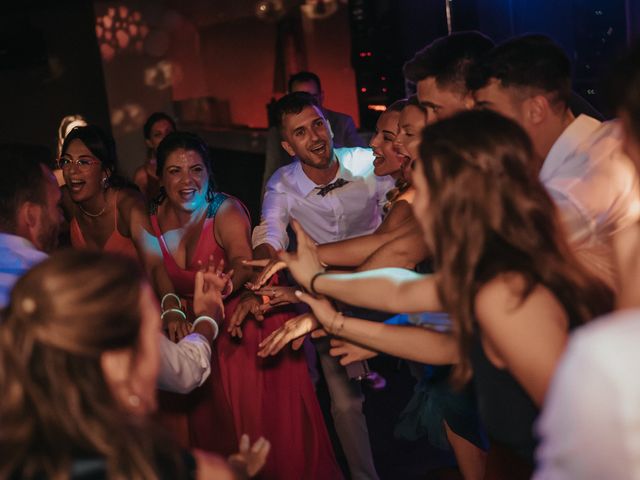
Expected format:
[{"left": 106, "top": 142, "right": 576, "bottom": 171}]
[{"left": 113, "top": 189, "right": 120, "bottom": 230}]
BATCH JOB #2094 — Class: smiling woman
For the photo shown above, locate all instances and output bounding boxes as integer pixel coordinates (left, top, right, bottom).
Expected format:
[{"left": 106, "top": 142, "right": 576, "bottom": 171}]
[
  {"left": 60, "top": 125, "right": 146, "bottom": 261},
  {"left": 146, "top": 131, "right": 342, "bottom": 479}
]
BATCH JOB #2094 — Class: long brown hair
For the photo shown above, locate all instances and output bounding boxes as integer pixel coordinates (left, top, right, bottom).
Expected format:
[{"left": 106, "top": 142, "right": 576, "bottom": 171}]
[
  {"left": 0, "top": 250, "right": 181, "bottom": 479},
  {"left": 418, "top": 109, "right": 613, "bottom": 385}
]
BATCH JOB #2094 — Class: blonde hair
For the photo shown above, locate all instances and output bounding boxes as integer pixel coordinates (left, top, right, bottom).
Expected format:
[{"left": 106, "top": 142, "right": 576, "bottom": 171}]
[{"left": 0, "top": 250, "right": 182, "bottom": 479}]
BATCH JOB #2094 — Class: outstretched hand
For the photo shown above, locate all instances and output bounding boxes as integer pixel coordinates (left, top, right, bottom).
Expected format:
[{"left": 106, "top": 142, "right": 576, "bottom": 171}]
[
  {"left": 329, "top": 338, "right": 378, "bottom": 366},
  {"left": 293, "top": 290, "right": 340, "bottom": 332},
  {"left": 257, "top": 312, "right": 319, "bottom": 357},
  {"left": 277, "top": 220, "right": 324, "bottom": 291},
  {"left": 194, "top": 257, "right": 232, "bottom": 320},
  {"left": 253, "top": 286, "right": 299, "bottom": 315},
  {"left": 228, "top": 434, "right": 271, "bottom": 478},
  {"left": 244, "top": 258, "right": 287, "bottom": 290},
  {"left": 227, "top": 292, "right": 265, "bottom": 338}
]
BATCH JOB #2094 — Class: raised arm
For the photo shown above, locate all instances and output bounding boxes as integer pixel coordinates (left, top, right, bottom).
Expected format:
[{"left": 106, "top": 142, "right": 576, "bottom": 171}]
[{"left": 280, "top": 220, "right": 442, "bottom": 313}]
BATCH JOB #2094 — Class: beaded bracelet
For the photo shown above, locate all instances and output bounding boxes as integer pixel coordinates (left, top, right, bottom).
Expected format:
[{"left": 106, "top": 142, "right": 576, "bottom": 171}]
[
  {"left": 161, "top": 293, "right": 182, "bottom": 312},
  {"left": 192, "top": 315, "right": 219, "bottom": 340},
  {"left": 161, "top": 308, "right": 187, "bottom": 322},
  {"left": 309, "top": 271, "right": 326, "bottom": 295}
]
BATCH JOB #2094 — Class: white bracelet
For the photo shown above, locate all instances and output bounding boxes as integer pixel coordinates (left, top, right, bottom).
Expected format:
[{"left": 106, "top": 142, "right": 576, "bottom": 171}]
[
  {"left": 161, "top": 308, "right": 187, "bottom": 322},
  {"left": 161, "top": 293, "right": 182, "bottom": 312},
  {"left": 191, "top": 315, "right": 219, "bottom": 341}
]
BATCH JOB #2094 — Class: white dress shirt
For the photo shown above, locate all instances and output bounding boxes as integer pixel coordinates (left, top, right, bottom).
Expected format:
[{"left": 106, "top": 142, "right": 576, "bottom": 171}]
[
  {"left": 252, "top": 147, "right": 394, "bottom": 249},
  {"left": 157, "top": 332, "right": 212, "bottom": 393},
  {"left": 534, "top": 309, "right": 640, "bottom": 480},
  {"left": 0, "top": 233, "right": 47, "bottom": 308},
  {"left": 541, "top": 115, "right": 640, "bottom": 286}
]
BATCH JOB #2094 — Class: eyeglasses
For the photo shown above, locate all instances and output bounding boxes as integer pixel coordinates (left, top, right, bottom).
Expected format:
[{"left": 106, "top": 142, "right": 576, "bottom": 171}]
[{"left": 58, "top": 156, "right": 101, "bottom": 171}]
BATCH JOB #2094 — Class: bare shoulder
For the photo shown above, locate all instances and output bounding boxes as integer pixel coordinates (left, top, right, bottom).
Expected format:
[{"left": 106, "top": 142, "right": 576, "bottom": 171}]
[
  {"left": 475, "top": 272, "right": 565, "bottom": 327},
  {"left": 216, "top": 195, "right": 250, "bottom": 223},
  {"left": 192, "top": 449, "right": 235, "bottom": 480}
]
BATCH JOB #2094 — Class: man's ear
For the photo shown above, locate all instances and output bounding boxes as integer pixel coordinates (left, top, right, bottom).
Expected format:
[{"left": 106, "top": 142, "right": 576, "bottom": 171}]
[
  {"left": 21, "top": 202, "right": 40, "bottom": 230},
  {"left": 524, "top": 94, "right": 548, "bottom": 125},
  {"left": 281, "top": 140, "right": 296, "bottom": 157}
]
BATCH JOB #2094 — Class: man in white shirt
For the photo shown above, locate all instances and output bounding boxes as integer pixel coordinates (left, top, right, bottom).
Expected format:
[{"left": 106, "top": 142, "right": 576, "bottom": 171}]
[
  {"left": 0, "top": 144, "right": 213, "bottom": 395},
  {"left": 469, "top": 34, "right": 640, "bottom": 288},
  {"left": 247, "top": 92, "right": 390, "bottom": 480},
  {"left": 533, "top": 41, "right": 640, "bottom": 480}
]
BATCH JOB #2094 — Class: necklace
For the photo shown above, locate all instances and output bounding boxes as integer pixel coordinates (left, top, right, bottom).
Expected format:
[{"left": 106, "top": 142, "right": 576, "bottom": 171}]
[{"left": 78, "top": 202, "right": 106, "bottom": 218}]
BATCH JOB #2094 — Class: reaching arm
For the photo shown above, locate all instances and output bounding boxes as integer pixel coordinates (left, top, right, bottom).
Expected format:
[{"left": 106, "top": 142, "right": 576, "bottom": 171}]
[
  {"left": 214, "top": 197, "right": 254, "bottom": 292},
  {"left": 278, "top": 219, "right": 441, "bottom": 312},
  {"left": 295, "top": 291, "right": 457, "bottom": 365},
  {"left": 251, "top": 179, "right": 290, "bottom": 252},
  {"left": 356, "top": 220, "right": 429, "bottom": 271},
  {"left": 317, "top": 202, "right": 416, "bottom": 267}
]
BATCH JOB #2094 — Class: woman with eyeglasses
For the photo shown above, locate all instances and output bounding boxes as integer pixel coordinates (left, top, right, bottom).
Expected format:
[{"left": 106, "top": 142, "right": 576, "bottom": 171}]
[{"left": 60, "top": 125, "right": 144, "bottom": 260}]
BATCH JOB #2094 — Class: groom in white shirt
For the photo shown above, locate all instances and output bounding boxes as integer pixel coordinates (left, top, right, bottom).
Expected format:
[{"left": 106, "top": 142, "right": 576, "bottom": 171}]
[{"left": 247, "top": 92, "right": 391, "bottom": 480}]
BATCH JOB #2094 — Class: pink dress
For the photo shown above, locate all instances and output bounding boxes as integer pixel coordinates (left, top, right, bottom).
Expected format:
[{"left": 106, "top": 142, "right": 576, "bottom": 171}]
[{"left": 151, "top": 193, "right": 342, "bottom": 480}]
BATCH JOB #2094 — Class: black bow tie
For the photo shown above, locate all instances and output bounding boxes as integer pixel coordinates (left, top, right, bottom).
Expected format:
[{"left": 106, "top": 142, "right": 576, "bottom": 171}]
[{"left": 315, "top": 178, "right": 350, "bottom": 197}]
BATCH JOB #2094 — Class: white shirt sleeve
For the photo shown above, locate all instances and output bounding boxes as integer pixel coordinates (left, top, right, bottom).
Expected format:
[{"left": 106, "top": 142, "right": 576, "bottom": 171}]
[
  {"left": 251, "top": 180, "right": 290, "bottom": 250},
  {"left": 533, "top": 332, "right": 629, "bottom": 480},
  {"left": 157, "top": 333, "right": 212, "bottom": 394}
]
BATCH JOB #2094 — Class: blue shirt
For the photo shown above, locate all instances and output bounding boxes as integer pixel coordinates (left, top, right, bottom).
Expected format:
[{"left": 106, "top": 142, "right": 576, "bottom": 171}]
[{"left": 0, "top": 233, "right": 47, "bottom": 309}]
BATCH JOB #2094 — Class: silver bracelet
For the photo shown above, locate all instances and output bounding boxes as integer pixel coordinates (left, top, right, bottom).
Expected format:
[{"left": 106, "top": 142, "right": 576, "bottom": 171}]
[
  {"left": 161, "top": 293, "right": 182, "bottom": 312},
  {"left": 161, "top": 308, "right": 186, "bottom": 322},
  {"left": 191, "top": 315, "right": 219, "bottom": 340}
]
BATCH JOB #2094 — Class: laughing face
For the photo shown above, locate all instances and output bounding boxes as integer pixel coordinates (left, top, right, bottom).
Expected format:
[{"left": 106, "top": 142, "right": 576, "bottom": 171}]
[
  {"left": 160, "top": 148, "right": 209, "bottom": 212},
  {"left": 369, "top": 110, "right": 404, "bottom": 178},
  {"left": 61, "top": 138, "right": 107, "bottom": 203},
  {"left": 280, "top": 105, "right": 334, "bottom": 170},
  {"left": 393, "top": 104, "right": 428, "bottom": 183}
]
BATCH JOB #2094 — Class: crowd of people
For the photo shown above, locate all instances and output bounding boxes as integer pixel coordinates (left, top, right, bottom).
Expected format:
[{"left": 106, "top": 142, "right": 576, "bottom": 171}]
[{"left": 1, "top": 29, "right": 640, "bottom": 480}]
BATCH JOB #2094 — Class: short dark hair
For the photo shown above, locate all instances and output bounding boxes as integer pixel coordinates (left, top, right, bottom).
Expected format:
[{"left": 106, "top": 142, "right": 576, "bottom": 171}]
[
  {"left": 61, "top": 125, "right": 130, "bottom": 189},
  {"left": 403, "top": 31, "right": 494, "bottom": 94},
  {"left": 273, "top": 91, "right": 322, "bottom": 131},
  {"left": 143, "top": 112, "right": 176, "bottom": 140},
  {"left": 467, "top": 34, "right": 572, "bottom": 108},
  {"left": 155, "top": 131, "right": 217, "bottom": 201},
  {"left": 609, "top": 41, "right": 640, "bottom": 141},
  {"left": 0, "top": 144, "right": 51, "bottom": 232},
  {"left": 288, "top": 71, "right": 322, "bottom": 93}
]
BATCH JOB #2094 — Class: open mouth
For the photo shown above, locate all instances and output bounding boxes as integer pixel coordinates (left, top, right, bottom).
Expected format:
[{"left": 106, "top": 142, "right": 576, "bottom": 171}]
[
  {"left": 373, "top": 156, "right": 385, "bottom": 168},
  {"left": 310, "top": 143, "right": 326, "bottom": 156},
  {"left": 179, "top": 188, "right": 197, "bottom": 201},
  {"left": 68, "top": 179, "right": 86, "bottom": 193}
]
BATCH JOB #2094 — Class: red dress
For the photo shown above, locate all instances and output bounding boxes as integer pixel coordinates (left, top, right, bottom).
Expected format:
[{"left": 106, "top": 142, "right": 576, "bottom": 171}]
[{"left": 151, "top": 193, "right": 342, "bottom": 480}]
